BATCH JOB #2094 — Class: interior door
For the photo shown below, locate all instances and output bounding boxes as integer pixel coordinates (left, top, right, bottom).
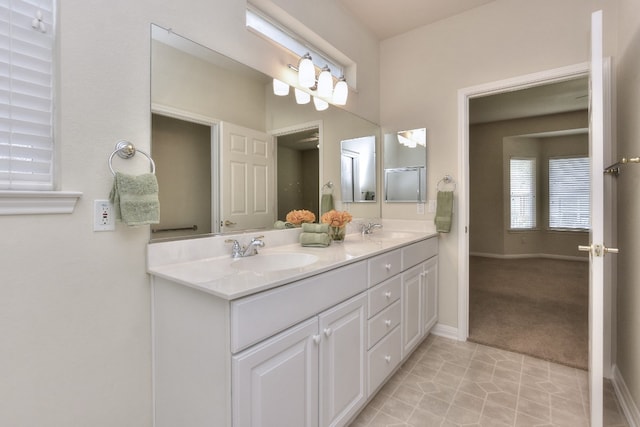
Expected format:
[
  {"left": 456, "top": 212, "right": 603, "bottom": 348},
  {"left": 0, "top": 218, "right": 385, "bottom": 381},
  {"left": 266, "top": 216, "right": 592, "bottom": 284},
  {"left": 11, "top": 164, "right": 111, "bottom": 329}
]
[
  {"left": 581, "top": 10, "right": 610, "bottom": 427},
  {"left": 220, "top": 122, "right": 275, "bottom": 232}
]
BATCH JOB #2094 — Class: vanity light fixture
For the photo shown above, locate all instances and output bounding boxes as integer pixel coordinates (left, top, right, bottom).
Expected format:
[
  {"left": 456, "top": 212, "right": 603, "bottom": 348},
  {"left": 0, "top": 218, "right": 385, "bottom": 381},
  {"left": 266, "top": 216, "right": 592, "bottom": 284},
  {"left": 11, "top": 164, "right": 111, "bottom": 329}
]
[
  {"left": 316, "top": 66, "right": 333, "bottom": 98},
  {"left": 294, "top": 87, "right": 311, "bottom": 104},
  {"left": 333, "top": 76, "right": 348, "bottom": 105},
  {"left": 273, "top": 78, "right": 290, "bottom": 96},
  {"left": 297, "top": 53, "right": 315, "bottom": 88},
  {"left": 313, "top": 96, "right": 329, "bottom": 111}
]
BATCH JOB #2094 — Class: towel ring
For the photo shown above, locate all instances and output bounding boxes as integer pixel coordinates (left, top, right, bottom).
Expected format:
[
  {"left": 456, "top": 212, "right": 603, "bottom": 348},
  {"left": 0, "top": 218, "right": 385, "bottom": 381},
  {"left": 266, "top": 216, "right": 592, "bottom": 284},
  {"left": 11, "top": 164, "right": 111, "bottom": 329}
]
[
  {"left": 437, "top": 174, "right": 456, "bottom": 191},
  {"left": 108, "top": 140, "right": 156, "bottom": 176},
  {"left": 322, "top": 181, "right": 334, "bottom": 194}
]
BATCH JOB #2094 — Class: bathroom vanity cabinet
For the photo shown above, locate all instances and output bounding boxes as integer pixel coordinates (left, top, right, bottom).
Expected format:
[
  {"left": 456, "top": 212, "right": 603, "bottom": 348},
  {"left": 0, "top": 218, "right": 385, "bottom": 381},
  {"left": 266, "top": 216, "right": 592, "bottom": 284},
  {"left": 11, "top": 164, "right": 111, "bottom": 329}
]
[{"left": 149, "top": 232, "right": 438, "bottom": 427}]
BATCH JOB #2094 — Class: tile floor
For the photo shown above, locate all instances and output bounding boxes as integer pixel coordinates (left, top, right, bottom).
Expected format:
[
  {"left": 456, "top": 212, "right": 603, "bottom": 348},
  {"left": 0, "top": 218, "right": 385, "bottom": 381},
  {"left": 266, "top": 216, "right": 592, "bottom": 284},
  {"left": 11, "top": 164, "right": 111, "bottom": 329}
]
[{"left": 349, "top": 335, "right": 628, "bottom": 427}]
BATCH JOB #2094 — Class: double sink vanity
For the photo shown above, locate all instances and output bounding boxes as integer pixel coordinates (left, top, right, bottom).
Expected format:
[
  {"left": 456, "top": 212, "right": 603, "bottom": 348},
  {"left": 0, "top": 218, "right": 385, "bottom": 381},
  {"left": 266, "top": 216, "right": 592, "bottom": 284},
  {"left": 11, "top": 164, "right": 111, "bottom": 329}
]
[{"left": 147, "top": 220, "right": 439, "bottom": 427}]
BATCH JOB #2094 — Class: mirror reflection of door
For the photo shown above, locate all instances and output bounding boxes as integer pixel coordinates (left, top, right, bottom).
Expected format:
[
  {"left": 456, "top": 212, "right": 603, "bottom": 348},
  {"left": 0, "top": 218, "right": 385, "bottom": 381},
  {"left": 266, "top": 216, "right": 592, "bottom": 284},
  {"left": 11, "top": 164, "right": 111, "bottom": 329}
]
[
  {"left": 341, "top": 149, "right": 358, "bottom": 202},
  {"left": 151, "top": 113, "right": 213, "bottom": 239},
  {"left": 275, "top": 128, "right": 320, "bottom": 221}
]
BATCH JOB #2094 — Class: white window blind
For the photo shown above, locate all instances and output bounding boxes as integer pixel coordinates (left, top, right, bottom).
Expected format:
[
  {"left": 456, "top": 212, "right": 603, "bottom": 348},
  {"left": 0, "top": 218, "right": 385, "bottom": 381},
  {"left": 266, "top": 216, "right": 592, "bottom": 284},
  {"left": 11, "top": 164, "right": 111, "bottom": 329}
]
[
  {"left": 0, "top": 0, "right": 55, "bottom": 190},
  {"left": 510, "top": 158, "right": 536, "bottom": 229},
  {"left": 549, "top": 157, "right": 590, "bottom": 230}
]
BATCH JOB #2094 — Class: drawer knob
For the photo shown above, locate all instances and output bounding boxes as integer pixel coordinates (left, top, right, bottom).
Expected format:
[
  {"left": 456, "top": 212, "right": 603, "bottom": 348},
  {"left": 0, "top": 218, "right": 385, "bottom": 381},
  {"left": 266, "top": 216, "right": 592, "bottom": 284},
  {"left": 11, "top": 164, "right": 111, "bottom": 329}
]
[
  {"left": 384, "top": 291, "right": 392, "bottom": 299},
  {"left": 385, "top": 319, "right": 392, "bottom": 327},
  {"left": 384, "top": 355, "right": 391, "bottom": 363},
  {"left": 312, "top": 335, "right": 321, "bottom": 344},
  {"left": 324, "top": 328, "right": 332, "bottom": 337},
  {"left": 384, "top": 263, "right": 392, "bottom": 271}
]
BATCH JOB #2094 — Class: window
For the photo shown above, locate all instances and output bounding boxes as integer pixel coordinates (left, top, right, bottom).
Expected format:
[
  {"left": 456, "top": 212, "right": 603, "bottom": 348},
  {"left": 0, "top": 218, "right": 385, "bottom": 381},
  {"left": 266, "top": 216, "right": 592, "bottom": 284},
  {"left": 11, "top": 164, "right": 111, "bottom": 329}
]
[
  {"left": 246, "top": 6, "right": 344, "bottom": 79},
  {"left": 510, "top": 158, "right": 536, "bottom": 229},
  {"left": 549, "top": 157, "right": 590, "bottom": 230},
  {"left": 0, "top": 0, "right": 55, "bottom": 191}
]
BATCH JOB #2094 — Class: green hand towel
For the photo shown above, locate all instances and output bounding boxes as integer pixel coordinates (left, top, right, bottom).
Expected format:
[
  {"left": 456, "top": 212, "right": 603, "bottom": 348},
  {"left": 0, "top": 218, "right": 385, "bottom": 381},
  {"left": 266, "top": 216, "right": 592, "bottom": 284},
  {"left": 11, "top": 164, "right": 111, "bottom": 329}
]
[
  {"left": 109, "top": 172, "right": 160, "bottom": 226},
  {"left": 434, "top": 190, "right": 454, "bottom": 233},
  {"left": 320, "top": 193, "right": 334, "bottom": 216},
  {"left": 301, "top": 223, "right": 330, "bottom": 234},
  {"left": 299, "top": 232, "right": 331, "bottom": 247}
]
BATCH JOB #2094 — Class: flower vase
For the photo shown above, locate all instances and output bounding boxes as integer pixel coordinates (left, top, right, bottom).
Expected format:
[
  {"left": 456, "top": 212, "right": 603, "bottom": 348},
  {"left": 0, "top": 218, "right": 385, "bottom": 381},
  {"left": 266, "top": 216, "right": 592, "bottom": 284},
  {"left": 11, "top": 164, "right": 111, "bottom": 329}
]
[{"left": 329, "top": 225, "right": 346, "bottom": 242}]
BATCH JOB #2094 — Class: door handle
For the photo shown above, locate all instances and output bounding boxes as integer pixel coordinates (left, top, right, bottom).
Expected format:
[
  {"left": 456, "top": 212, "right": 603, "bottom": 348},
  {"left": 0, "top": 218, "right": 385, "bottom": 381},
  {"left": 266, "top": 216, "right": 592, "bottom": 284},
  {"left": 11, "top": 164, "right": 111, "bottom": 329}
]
[
  {"left": 578, "top": 244, "right": 619, "bottom": 256},
  {"left": 224, "top": 220, "right": 237, "bottom": 226}
]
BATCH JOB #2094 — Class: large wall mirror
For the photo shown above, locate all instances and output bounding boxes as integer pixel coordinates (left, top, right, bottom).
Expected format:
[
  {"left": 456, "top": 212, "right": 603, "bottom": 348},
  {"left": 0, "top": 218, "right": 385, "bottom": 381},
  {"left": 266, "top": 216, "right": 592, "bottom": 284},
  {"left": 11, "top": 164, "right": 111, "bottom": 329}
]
[
  {"left": 150, "top": 24, "right": 381, "bottom": 241},
  {"left": 383, "top": 128, "right": 427, "bottom": 202}
]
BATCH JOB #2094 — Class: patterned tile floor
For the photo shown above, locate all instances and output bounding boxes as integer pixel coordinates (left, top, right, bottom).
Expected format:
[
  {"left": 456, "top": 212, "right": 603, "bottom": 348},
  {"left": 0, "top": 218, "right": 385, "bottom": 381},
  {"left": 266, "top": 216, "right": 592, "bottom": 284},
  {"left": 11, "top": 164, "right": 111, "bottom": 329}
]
[{"left": 350, "top": 335, "right": 628, "bottom": 427}]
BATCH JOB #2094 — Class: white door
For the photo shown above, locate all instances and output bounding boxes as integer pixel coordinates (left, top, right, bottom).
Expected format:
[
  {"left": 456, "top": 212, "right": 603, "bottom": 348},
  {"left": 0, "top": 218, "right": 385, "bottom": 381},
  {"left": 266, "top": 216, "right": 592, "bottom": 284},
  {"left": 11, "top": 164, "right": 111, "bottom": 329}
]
[
  {"left": 220, "top": 122, "right": 275, "bottom": 232},
  {"left": 579, "top": 10, "right": 612, "bottom": 427},
  {"left": 318, "top": 294, "right": 367, "bottom": 427},
  {"left": 232, "top": 318, "right": 319, "bottom": 427}
]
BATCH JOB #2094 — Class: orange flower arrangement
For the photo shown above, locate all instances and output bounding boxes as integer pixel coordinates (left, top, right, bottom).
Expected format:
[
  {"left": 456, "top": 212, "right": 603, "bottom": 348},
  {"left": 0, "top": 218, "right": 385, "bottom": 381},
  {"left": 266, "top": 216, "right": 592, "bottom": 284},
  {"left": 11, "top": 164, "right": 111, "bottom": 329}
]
[
  {"left": 285, "top": 209, "right": 316, "bottom": 225},
  {"left": 320, "top": 210, "right": 353, "bottom": 228}
]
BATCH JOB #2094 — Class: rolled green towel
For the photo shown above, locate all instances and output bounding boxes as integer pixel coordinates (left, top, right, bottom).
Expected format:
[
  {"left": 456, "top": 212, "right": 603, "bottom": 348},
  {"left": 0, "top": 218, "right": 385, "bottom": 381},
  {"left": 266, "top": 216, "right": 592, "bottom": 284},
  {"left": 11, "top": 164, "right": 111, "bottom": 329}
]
[
  {"left": 434, "top": 190, "right": 454, "bottom": 233},
  {"left": 109, "top": 172, "right": 160, "bottom": 226},
  {"left": 301, "top": 223, "right": 330, "bottom": 234},
  {"left": 274, "top": 220, "right": 286, "bottom": 229},
  {"left": 299, "top": 232, "right": 331, "bottom": 247}
]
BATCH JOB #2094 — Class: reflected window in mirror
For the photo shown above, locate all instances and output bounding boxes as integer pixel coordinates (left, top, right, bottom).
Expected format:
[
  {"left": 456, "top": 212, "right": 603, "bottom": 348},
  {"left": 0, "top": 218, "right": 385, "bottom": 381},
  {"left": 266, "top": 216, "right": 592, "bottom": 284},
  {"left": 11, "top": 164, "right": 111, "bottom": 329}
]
[
  {"left": 340, "top": 136, "right": 376, "bottom": 203},
  {"left": 383, "top": 128, "right": 427, "bottom": 202}
]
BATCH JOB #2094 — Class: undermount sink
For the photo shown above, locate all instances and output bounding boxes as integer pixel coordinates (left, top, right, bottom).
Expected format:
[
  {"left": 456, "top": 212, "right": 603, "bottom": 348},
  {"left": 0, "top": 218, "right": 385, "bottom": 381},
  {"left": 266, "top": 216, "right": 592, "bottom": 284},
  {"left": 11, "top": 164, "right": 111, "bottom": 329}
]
[{"left": 231, "top": 253, "right": 319, "bottom": 272}]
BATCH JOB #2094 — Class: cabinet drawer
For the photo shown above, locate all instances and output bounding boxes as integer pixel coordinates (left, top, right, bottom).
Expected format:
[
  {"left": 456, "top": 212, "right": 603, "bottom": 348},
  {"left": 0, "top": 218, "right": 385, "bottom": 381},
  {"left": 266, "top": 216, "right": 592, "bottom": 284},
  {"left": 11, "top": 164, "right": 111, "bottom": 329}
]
[
  {"left": 230, "top": 261, "right": 367, "bottom": 353},
  {"left": 368, "top": 276, "right": 401, "bottom": 318},
  {"left": 402, "top": 237, "right": 438, "bottom": 270},
  {"left": 368, "top": 300, "right": 401, "bottom": 349},
  {"left": 368, "top": 326, "right": 401, "bottom": 397},
  {"left": 368, "top": 249, "right": 401, "bottom": 286}
]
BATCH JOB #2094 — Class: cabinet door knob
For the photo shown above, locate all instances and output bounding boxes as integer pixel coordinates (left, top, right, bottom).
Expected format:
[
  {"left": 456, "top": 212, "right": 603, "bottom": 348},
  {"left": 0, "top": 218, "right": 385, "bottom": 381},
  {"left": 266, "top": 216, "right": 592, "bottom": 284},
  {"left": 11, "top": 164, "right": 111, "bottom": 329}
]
[
  {"left": 324, "top": 328, "right": 332, "bottom": 337},
  {"left": 384, "top": 355, "right": 391, "bottom": 363},
  {"left": 384, "top": 263, "right": 392, "bottom": 271},
  {"left": 312, "top": 335, "right": 321, "bottom": 344},
  {"left": 384, "top": 291, "right": 392, "bottom": 299},
  {"left": 385, "top": 319, "right": 392, "bottom": 327}
]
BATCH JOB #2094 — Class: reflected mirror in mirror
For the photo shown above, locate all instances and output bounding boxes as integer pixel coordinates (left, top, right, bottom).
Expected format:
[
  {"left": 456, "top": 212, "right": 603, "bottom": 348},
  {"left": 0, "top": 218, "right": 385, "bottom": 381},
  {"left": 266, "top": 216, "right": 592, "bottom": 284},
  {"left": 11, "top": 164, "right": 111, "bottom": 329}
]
[
  {"left": 383, "top": 128, "right": 427, "bottom": 202},
  {"left": 340, "top": 136, "right": 376, "bottom": 202},
  {"left": 149, "top": 24, "right": 381, "bottom": 241}
]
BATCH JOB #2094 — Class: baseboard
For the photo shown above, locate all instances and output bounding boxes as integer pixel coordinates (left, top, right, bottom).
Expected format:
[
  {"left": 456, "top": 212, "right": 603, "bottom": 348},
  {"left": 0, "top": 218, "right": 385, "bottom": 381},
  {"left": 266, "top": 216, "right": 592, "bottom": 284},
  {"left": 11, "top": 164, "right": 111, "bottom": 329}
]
[
  {"left": 612, "top": 364, "right": 640, "bottom": 427},
  {"left": 470, "top": 252, "right": 588, "bottom": 262},
  {"left": 430, "top": 323, "right": 459, "bottom": 341}
]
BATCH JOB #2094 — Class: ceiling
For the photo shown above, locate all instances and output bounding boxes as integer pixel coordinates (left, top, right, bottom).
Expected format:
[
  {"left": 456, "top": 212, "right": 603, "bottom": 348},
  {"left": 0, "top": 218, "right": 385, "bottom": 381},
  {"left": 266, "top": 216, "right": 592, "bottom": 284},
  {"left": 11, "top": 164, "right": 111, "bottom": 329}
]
[{"left": 337, "top": 0, "right": 498, "bottom": 40}]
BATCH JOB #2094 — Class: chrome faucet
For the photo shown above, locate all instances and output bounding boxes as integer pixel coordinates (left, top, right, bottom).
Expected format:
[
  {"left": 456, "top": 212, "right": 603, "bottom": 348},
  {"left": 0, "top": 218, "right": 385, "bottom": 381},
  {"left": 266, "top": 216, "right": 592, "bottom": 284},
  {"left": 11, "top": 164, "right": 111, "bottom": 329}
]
[
  {"left": 225, "top": 235, "right": 265, "bottom": 258},
  {"left": 361, "top": 222, "right": 383, "bottom": 235}
]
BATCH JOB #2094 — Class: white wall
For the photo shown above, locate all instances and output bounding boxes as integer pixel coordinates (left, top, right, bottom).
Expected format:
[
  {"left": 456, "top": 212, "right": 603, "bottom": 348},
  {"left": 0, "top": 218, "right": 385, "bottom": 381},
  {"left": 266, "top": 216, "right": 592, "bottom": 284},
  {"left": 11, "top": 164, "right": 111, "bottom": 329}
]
[
  {"left": 0, "top": 1, "right": 378, "bottom": 426},
  {"left": 379, "top": 0, "right": 614, "bottom": 332}
]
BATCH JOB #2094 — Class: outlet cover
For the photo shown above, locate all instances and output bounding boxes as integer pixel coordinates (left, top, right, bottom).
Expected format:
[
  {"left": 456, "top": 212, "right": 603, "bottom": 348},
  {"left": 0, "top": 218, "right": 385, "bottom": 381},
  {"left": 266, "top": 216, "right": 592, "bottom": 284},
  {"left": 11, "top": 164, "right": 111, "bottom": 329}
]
[{"left": 94, "top": 200, "right": 115, "bottom": 231}]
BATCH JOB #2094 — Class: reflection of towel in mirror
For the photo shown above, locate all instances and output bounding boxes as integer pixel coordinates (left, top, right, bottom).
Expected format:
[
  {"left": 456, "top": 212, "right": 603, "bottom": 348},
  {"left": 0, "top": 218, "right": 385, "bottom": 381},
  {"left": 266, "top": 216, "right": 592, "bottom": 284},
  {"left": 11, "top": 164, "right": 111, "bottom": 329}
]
[
  {"left": 434, "top": 191, "right": 454, "bottom": 233},
  {"left": 302, "top": 223, "right": 330, "bottom": 233},
  {"left": 109, "top": 172, "right": 160, "bottom": 226},
  {"left": 320, "top": 193, "right": 334, "bottom": 216},
  {"left": 274, "top": 220, "right": 296, "bottom": 229},
  {"left": 299, "top": 232, "right": 331, "bottom": 247}
]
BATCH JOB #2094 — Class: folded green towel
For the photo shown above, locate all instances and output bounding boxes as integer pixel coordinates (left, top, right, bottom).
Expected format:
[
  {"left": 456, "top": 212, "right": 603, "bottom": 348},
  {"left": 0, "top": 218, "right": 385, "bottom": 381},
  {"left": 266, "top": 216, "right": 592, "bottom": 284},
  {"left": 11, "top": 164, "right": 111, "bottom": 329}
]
[
  {"left": 109, "top": 172, "right": 160, "bottom": 226},
  {"left": 299, "top": 232, "right": 331, "bottom": 247},
  {"left": 301, "top": 223, "right": 330, "bottom": 234},
  {"left": 274, "top": 220, "right": 296, "bottom": 229},
  {"left": 434, "top": 190, "right": 454, "bottom": 233},
  {"left": 320, "top": 193, "right": 334, "bottom": 216}
]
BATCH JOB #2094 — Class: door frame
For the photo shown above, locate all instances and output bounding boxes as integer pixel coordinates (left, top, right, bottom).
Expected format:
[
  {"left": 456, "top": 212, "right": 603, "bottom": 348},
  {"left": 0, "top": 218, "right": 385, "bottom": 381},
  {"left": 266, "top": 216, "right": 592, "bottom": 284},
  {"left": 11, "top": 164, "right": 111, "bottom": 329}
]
[{"left": 456, "top": 62, "right": 614, "bottom": 373}]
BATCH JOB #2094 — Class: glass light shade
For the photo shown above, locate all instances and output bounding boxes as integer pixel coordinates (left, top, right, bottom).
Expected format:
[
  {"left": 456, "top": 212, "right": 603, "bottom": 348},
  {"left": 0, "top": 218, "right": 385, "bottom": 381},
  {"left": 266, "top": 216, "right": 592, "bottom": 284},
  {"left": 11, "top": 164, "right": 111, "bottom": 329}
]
[
  {"left": 294, "top": 88, "right": 311, "bottom": 104},
  {"left": 313, "top": 96, "right": 329, "bottom": 111},
  {"left": 317, "top": 67, "right": 333, "bottom": 98},
  {"left": 298, "top": 54, "right": 315, "bottom": 88},
  {"left": 332, "top": 78, "right": 348, "bottom": 105},
  {"left": 272, "top": 78, "right": 290, "bottom": 96}
]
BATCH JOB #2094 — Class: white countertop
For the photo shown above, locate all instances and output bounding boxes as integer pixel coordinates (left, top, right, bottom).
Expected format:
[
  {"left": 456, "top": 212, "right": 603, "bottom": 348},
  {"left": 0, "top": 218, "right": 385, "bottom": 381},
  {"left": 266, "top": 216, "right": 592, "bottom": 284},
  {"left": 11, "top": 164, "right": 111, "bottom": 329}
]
[{"left": 147, "top": 220, "right": 438, "bottom": 300}]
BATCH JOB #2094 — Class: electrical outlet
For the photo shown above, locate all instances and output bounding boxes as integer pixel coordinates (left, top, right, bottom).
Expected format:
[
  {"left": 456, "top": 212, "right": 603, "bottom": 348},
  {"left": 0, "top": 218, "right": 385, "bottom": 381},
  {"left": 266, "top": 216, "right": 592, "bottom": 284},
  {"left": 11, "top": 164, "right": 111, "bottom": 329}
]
[
  {"left": 417, "top": 203, "right": 425, "bottom": 215},
  {"left": 94, "top": 200, "right": 115, "bottom": 231}
]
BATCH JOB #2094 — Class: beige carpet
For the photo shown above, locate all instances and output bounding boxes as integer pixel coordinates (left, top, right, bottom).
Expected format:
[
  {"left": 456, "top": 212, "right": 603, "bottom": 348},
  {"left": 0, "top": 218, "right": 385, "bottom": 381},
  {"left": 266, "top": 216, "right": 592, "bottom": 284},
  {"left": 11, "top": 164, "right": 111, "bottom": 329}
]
[{"left": 468, "top": 256, "right": 589, "bottom": 370}]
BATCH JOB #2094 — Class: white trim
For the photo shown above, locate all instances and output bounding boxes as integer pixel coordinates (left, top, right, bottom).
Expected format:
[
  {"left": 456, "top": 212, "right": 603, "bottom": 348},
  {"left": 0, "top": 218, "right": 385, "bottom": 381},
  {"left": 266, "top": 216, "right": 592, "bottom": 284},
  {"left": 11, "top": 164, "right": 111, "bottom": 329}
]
[
  {"left": 0, "top": 191, "right": 82, "bottom": 215},
  {"left": 612, "top": 365, "right": 639, "bottom": 427},
  {"left": 430, "top": 323, "right": 458, "bottom": 341},
  {"left": 457, "top": 62, "right": 590, "bottom": 342}
]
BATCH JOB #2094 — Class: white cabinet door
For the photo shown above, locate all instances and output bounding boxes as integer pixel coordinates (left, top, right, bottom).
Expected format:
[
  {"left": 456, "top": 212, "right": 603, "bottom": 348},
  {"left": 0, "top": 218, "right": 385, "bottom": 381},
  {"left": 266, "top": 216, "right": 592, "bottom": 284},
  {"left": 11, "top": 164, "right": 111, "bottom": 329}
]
[
  {"left": 422, "top": 257, "right": 438, "bottom": 334},
  {"left": 232, "top": 317, "right": 319, "bottom": 427},
  {"left": 401, "top": 264, "right": 423, "bottom": 357},
  {"left": 319, "top": 294, "right": 367, "bottom": 427}
]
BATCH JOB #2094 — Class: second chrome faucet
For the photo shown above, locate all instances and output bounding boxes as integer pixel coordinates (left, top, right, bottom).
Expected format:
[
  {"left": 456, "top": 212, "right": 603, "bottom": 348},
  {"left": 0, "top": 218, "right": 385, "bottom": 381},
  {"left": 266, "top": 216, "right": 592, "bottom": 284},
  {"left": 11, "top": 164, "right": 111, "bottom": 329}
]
[{"left": 225, "top": 235, "right": 266, "bottom": 258}]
